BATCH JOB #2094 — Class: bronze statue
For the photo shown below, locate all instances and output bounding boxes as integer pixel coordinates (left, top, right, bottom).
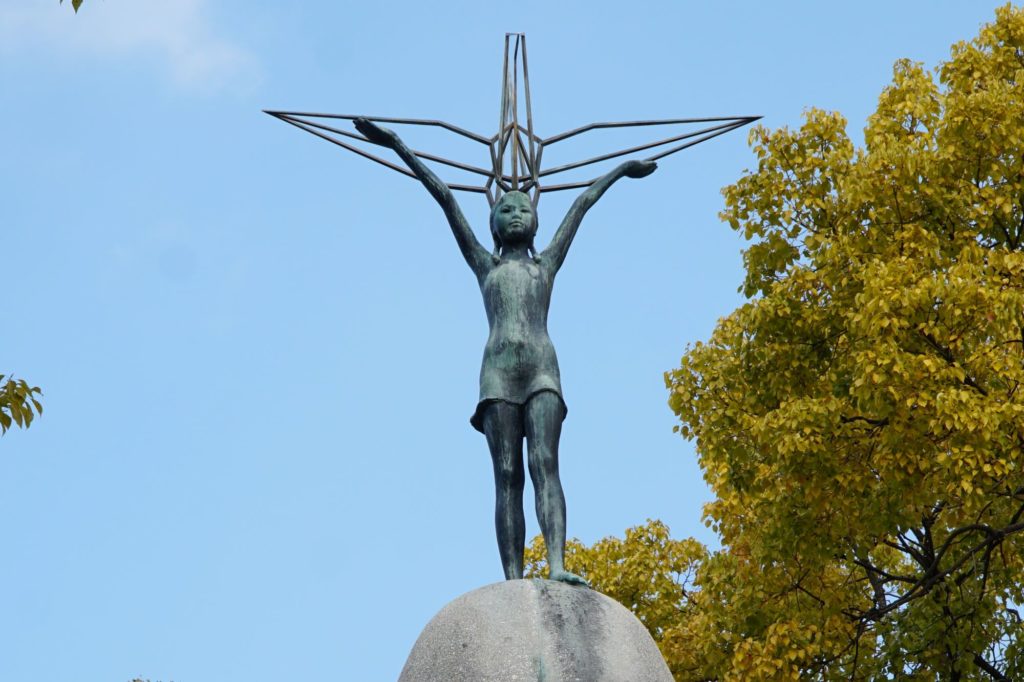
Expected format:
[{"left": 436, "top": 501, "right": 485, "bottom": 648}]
[
  {"left": 266, "top": 34, "right": 757, "bottom": 585},
  {"left": 354, "top": 118, "right": 655, "bottom": 585}
]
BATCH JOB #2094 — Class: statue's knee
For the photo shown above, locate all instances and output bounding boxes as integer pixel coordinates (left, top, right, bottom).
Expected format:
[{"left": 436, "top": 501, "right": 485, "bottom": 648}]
[
  {"left": 494, "top": 458, "right": 524, "bottom": 488},
  {"left": 528, "top": 450, "right": 559, "bottom": 482}
]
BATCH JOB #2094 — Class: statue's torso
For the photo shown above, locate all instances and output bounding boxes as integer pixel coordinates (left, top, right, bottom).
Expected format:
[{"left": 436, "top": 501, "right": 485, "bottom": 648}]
[{"left": 476, "top": 257, "right": 561, "bottom": 407}]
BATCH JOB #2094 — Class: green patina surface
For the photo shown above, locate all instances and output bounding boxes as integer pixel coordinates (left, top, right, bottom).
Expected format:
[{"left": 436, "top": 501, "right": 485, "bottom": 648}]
[{"left": 354, "top": 117, "right": 655, "bottom": 585}]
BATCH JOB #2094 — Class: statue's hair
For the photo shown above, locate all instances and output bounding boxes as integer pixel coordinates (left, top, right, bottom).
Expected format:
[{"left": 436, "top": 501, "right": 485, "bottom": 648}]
[{"left": 490, "top": 191, "right": 538, "bottom": 260}]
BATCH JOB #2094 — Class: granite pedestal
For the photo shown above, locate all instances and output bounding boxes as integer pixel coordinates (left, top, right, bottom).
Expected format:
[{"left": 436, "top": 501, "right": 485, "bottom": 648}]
[{"left": 398, "top": 579, "right": 673, "bottom": 682}]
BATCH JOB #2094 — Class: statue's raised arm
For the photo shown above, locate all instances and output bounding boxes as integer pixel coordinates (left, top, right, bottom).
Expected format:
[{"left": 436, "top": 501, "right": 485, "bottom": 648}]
[
  {"left": 354, "top": 118, "right": 492, "bottom": 279},
  {"left": 541, "top": 159, "right": 656, "bottom": 273}
]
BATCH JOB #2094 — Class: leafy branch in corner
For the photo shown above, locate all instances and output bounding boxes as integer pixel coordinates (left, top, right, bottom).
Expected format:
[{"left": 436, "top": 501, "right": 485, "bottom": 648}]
[{"left": 0, "top": 375, "right": 43, "bottom": 435}]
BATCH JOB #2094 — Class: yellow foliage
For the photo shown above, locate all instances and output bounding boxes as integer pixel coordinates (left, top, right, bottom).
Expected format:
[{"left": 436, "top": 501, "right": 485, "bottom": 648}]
[
  {"left": 556, "top": 7, "right": 1024, "bottom": 681},
  {"left": 665, "top": 6, "right": 1024, "bottom": 678}
]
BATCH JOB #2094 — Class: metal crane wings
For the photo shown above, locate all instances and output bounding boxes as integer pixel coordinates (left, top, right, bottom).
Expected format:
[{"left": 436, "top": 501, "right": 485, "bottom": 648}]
[{"left": 265, "top": 34, "right": 759, "bottom": 207}]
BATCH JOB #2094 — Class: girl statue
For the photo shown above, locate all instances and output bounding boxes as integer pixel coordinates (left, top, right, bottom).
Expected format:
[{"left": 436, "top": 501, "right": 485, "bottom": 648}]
[{"left": 354, "top": 118, "right": 656, "bottom": 585}]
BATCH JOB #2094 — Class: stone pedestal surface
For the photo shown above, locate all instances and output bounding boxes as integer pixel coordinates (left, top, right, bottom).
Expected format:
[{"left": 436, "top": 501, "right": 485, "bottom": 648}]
[{"left": 398, "top": 579, "right": 673, "bottom": 682}]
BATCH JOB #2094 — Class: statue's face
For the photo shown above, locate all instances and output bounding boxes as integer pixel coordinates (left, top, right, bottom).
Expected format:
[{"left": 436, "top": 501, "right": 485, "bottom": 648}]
[{"left": 493, "top": 193, "right": 536, "bottom": 245}]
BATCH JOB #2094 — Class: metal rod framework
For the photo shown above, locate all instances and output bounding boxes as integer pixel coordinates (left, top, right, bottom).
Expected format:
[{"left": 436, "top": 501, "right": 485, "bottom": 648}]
[{"left": 265, "top": 36, "right": 760, "bottom": 206}]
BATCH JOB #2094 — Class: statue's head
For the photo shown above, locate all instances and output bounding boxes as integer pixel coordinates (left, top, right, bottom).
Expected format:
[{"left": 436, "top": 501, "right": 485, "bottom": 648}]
[{"left": 489, "top": 191, "right": 537, "bottom": 255}]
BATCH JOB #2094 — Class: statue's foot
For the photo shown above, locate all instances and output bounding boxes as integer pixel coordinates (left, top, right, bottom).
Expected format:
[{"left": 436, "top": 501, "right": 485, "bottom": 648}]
[{"left": 549, "top": 569, "right": 589, "bottom": 587}]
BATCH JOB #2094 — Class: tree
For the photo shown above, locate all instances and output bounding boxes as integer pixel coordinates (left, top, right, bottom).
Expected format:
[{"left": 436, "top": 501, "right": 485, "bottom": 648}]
[
  {"left": 60, "top": 0, "right": 84, "bottom": 12},
  {"left": 537, "top": 6, "right": 1024, "bottom": 680},
  {"left": 0, "top": 376, "right": 42, "bottom": 435}
]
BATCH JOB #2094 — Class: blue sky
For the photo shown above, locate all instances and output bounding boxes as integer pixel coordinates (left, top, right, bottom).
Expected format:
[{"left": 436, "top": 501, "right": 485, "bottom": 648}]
[{"left": 0, "top": 2, "right": 1005, "bottom": 680}]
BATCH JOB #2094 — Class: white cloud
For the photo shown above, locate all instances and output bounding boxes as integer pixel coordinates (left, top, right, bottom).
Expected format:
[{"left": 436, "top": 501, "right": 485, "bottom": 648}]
[{"left": 0, "top": 0, "right": 260, "bottom": 91}]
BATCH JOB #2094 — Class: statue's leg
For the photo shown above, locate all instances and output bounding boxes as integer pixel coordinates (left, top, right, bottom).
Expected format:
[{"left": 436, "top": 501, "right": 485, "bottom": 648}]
[
  {"left": 482, "top": 401, "right": 526, "bottom": 580},
  {"left": 525, "top": 392, "right": 586, "bottom": 586}
]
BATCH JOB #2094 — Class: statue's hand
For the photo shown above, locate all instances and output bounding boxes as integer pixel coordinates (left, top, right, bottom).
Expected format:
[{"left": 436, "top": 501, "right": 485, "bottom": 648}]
[
  {"left": 354, "top": 117, "right": 399, "bottom": 148},
  {"left": 623, "top": 159, "right": 657, "bottom": 179}
]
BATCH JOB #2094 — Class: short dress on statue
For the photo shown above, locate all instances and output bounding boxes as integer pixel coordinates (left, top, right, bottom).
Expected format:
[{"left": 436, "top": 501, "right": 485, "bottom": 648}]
[{"left": 469, "top": 255, "right": 568, "bottom": 433}]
